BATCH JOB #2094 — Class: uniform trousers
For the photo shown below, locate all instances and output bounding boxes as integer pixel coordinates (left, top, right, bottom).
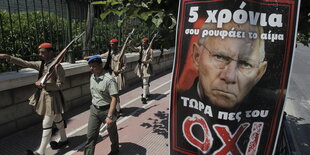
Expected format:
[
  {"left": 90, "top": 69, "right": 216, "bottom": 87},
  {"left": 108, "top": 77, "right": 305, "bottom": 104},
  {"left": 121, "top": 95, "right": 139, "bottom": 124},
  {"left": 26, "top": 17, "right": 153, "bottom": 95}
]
[
  {"left": 84, "top": 104, "right": 119, "bottom": 155},
  {"left": 142, "top": 77, "right": 150, "bottom": 98}
]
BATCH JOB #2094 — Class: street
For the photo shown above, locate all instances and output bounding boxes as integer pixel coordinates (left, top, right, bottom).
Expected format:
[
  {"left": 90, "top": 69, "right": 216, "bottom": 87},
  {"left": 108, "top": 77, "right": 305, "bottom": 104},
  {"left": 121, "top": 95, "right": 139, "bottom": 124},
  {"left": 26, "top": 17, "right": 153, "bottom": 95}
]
[
  {"left": 284, "top": 43, "right": 310, "bottom": 154},
  {"left": 0, "top": 71, "right": 172, "bottom": 155}
]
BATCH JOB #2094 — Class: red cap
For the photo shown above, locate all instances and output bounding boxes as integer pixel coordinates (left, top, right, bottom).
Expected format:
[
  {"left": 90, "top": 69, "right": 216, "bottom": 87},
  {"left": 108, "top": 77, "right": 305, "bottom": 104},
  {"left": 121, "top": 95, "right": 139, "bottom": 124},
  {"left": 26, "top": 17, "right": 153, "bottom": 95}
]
[
  {"left": 38, "top": 43, "right": 53, "bottom": 49},
  {"left": 110, "top": 39, "right": 118, "bottom": 43},
  {"left": 142, "top": 38, "right": 149, "bottom": 41}
]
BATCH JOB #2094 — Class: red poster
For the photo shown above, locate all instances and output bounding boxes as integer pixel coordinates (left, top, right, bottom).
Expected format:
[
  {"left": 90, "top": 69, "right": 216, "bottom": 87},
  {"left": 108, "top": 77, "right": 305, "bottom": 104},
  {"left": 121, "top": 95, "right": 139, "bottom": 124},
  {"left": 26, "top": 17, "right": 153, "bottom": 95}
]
[{"left": 169, "top": 0, "right": 300, "bottom": 154}]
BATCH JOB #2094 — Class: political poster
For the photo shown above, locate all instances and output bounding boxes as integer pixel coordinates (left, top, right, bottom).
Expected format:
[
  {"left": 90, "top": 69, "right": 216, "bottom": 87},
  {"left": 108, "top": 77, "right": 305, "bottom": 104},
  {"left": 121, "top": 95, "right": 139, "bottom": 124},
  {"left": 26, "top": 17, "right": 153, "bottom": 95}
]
[{"left": 169, "top": 0, "right": 300, "bottom": 154}]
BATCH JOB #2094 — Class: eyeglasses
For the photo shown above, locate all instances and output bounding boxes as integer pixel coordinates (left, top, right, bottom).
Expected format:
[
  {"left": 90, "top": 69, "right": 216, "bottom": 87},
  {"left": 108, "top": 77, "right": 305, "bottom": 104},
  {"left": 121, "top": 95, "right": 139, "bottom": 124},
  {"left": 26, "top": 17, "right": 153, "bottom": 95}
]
[{"left": 200, "top": 44, "right": 261, "bottom": 75}]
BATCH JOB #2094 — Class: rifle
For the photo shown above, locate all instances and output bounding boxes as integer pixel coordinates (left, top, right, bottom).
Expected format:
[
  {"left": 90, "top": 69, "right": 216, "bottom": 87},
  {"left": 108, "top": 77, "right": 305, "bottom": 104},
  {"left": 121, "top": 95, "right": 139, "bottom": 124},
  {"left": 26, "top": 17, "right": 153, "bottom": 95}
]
[
  {"left": 38, "top": 31, "right": 85, "bottom": 84},
  {"left": 114, "top": 28, "right": 135, "bottom": 72},
  {"left": 142, "top": 31, "right": 159, "bottom": 63}
]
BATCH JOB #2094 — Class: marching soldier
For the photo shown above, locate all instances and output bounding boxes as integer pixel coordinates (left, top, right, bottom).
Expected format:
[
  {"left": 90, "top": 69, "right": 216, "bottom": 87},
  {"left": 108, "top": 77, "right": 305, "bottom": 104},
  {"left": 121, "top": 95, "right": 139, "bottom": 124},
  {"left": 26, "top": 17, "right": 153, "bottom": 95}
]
[
  {"left": 84, "top": 56, "right": 120, "bottom": 155},
  {"left": 0, "top": 43, "right": 68, "bottom": 155},
  {"left": 130, "top": 38, "right": 153, "bottom": 104}
]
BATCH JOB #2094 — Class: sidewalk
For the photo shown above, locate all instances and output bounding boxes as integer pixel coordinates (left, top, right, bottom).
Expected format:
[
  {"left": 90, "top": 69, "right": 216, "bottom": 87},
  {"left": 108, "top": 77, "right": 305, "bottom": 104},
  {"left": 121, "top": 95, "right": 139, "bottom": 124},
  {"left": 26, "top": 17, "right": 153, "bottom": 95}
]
[{"left": 0, "top": 72, "right": 172, "bottom": 155}]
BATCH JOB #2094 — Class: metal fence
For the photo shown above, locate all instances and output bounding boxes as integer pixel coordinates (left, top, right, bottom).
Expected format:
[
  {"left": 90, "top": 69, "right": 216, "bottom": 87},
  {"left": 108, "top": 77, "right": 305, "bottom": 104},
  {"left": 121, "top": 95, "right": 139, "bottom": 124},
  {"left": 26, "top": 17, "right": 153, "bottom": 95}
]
[
  {"left": 0, "top": 0, "right": 169, "bottom": 73},
  {"left": 0, "top": 0, "right": 88, "bottom": 72}
]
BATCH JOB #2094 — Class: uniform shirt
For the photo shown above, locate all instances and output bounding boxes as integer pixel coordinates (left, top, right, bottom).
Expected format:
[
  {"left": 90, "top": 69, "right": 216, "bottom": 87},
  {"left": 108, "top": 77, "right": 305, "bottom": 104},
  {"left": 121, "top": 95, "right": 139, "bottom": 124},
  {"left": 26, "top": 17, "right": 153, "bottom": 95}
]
[
  {"left": 101, "top": 50, "right": 127, "bottom": 90},
  {"left": 90, "top": 70, "right": 118, "bottom": 106},
  {"left": 141, "top": 48, "right": 153, "bottom": 78},
  {"left": 9, "top": 56, "right": 65, "bottom": 116},
  {"left": 141, "top": 48, "right": 153, "bottom": 64},
  {"left": 133, "top": 47, "right": 153, "bottom": 78},
  {"left": 110, "top": 50, "right": 127, "bottom": 75}
]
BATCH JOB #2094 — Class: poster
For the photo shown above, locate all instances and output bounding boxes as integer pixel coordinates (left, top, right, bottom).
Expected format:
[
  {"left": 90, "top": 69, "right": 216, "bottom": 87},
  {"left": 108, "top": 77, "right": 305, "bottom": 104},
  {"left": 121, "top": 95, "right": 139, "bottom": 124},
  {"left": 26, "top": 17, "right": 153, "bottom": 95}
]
[{"left": 169, "top": 0, "right": 300, "bottom": 154}]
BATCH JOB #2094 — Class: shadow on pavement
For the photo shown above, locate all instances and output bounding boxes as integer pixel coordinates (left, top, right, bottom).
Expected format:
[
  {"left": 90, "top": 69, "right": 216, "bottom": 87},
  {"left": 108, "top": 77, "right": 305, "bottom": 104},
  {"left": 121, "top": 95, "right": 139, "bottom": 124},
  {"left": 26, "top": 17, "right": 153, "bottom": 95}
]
[
  {"left": 119, "top": 142, "right": 146, "bottom": 154},
  {"left": 53, "top": 134, "right": 86, "bottom": 155},
  {"left": 148, "top": 93, "right": 169, "bottom": 101},
  {"left": 121, "top": 104, "right": 159, "bottom": 118},
  {"left": 140, "top": 109, "right": 169, "bottom": 139}
]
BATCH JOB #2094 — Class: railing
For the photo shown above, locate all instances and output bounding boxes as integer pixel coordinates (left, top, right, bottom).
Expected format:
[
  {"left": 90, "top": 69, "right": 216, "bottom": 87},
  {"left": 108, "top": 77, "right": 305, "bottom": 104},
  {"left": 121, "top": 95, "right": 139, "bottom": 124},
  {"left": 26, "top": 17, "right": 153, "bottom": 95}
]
[
  {"left": 0, "top": 0, "right": 88, "bottom": 72},
  {"left": 0, "top": 0, "right": 161, "bottom": 73}
]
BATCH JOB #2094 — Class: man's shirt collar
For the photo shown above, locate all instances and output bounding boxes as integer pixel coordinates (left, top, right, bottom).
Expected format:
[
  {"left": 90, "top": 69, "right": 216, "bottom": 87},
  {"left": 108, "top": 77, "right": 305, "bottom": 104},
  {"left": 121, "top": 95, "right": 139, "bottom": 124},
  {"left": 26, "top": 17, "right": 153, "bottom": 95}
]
[{"left": 93, "top": 70, "right": 106, "bottom": 82}]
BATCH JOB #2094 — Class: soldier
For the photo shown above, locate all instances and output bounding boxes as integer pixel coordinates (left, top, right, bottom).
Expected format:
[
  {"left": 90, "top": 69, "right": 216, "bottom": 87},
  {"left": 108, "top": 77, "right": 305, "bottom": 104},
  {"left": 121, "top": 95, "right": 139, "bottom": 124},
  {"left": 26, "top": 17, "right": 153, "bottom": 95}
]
[
  {"left": 130, "top": 38, "right": 153, "bottom": 104},
  {"left": 84, "top": 56, "right": 120, "bottom": 155},
  {"left": 84, "top": 39, "right": 127, "bottom": 115},
  {"left": 0, "top": 43, "right": 68, "bottom": 155}
]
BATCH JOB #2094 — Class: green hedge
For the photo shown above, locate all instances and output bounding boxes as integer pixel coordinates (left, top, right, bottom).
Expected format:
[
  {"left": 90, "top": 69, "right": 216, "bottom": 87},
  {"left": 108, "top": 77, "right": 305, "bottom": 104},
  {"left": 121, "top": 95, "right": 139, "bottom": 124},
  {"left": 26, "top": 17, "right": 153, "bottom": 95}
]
[{"left": 0, "top": 10, "right": 175, "bottom": 72}]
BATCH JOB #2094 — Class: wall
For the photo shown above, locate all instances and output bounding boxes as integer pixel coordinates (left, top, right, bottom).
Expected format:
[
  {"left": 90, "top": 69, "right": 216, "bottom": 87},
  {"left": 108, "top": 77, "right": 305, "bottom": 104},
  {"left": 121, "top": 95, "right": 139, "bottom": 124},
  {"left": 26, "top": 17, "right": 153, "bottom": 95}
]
[{"left": 0, "top": 48, "right": 174, "bottom": 138}]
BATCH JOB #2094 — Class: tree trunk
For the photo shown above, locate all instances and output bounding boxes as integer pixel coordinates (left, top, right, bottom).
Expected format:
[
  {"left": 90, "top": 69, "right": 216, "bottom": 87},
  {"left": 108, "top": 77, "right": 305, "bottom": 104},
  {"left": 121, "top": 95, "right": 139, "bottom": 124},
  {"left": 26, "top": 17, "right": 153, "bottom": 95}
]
[{"left": 83, "top": 2, "right": 94, "bottom": 56}]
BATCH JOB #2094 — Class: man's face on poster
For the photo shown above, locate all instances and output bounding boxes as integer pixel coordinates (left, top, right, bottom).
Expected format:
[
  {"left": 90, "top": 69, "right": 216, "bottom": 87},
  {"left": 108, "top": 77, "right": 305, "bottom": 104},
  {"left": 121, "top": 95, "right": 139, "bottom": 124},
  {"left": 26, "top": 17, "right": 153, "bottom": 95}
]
[{"left": 192, "top": 35, "right": 267, "bottom": 109}]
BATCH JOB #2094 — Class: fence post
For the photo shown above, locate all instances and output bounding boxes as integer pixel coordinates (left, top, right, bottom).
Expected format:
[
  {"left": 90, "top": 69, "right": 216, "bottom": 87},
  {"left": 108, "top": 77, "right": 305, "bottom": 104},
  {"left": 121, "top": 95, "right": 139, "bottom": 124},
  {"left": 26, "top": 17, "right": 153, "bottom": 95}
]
[
  {"left": 83, "top": 1, "right": 94, "bottom": 56},
  {"left": 66, "top": 0, "right": 74, "bottom": 63}
]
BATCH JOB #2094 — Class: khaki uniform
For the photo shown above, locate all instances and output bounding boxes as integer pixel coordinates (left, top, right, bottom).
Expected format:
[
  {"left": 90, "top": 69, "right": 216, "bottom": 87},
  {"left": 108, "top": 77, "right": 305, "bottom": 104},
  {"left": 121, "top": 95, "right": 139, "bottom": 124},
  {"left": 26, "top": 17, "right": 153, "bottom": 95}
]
[
  {"left": 101, "top": 51, "right": 127, "bottom": 90},
  {"left": 9, "top": 57, "right": 65, "bottom": 116},
  {"left": 132, "top": 47, "right": 153, "bottom": 100},
  {"left": 85, "top": 70, "right": 119, "bottom": 155},
  {"left": 135, "top": 48, "right": 153, "bottom": 78},
  {"left": 8, "top": 56, "right": 67, "bottom": 154},
  {"left": 101, "top": 50, "right": 126, "bottom": 113}
]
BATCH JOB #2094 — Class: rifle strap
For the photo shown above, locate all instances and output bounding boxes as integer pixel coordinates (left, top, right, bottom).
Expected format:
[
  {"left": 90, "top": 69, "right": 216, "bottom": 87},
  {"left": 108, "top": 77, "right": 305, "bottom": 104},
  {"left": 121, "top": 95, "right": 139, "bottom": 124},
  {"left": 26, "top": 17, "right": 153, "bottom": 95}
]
[
  {"left": 138, "top": 46, "right": 143, "bottom": 64},
  {"left": 31, "top": 61, "right": 45, "bottom": 107},
  {"left": 58, "top": 91, "right": 65, "bottom": 107},
  {"left": 38, "top": 60, "right": 45, "bottom": 79},
  {"left": 38, "top": 61, "right": 45, "bottom": 93}
]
